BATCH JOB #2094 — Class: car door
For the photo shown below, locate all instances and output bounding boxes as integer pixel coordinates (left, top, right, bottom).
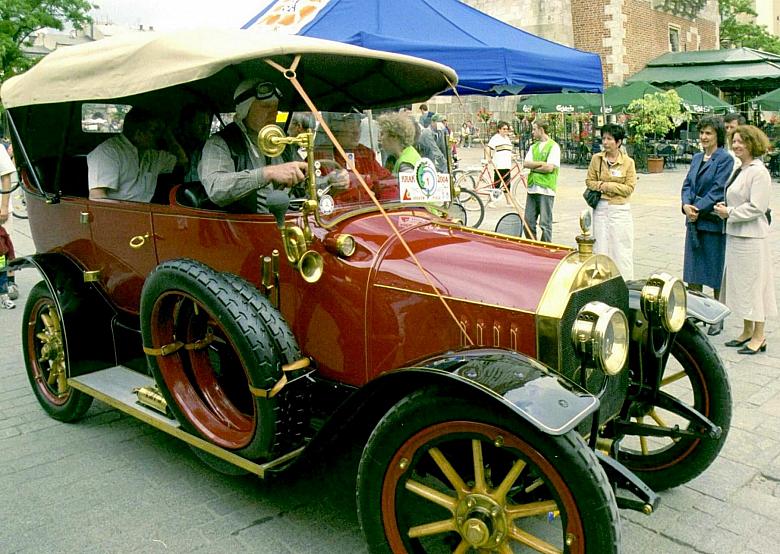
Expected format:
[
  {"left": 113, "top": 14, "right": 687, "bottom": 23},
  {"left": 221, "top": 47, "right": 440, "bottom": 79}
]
[{"left": 87, "top": 200, "right": 156, "bottom": 314}]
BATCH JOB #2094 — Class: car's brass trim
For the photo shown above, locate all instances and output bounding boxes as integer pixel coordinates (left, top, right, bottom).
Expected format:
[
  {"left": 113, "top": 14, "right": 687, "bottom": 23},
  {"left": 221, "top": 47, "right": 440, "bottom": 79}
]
[
  {"left": 535, "top": 252, "right": 622, "bottom": 371},
  {"left": 83, "top": 270, "right": 101, "bottom": 283},
  {"left": 68, "top": 375, "right": 304, "bottom": 477},
  {"left": 372, "top": 283, "right": 535, "bottom": 315}
]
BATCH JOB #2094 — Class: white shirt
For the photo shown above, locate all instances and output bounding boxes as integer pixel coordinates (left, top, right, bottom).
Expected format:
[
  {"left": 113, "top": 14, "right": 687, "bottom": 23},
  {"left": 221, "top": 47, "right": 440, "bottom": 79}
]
[
  {"left": 0, "top": 145, "right": 15, "bottom": 178},
  {"left": 488, "top": 133, "right": 513, "bottom": 170},
  {"left": 524, "top": 139, "right": 561, "bottom": 196},
  {"left": 88, "top": 134, "right": 176, "bottom": 202}
]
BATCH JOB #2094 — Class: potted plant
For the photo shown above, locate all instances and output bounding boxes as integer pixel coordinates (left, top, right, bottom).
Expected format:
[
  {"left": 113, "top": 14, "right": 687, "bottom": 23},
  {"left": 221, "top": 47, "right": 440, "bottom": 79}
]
[{"left": 626, "top": 90, "right": 689, "bottom": 173}]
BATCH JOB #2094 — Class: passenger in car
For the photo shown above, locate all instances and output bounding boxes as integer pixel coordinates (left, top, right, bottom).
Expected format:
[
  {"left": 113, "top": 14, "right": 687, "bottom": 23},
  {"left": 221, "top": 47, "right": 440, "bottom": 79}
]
[
  {"left": 178, "top": 105, "right": 212, "bottom": 183},
  {"left": 87, "top": 107, "right": 186, "bottom": 202},
  {"left": 197, "top": 80, "right": 307, "bottom": 213}
]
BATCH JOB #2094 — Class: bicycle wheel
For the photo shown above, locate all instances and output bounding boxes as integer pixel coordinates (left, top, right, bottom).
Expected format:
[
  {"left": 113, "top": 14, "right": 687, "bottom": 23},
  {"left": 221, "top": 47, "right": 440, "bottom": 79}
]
[
  {"left": 455, "top": 188, "right": 484, "bottom": 228},
  {"left": 12, "top": 189, "right": 28, "bottom": 220},
  {"left": 454, "top": 170, "right": 475, "bottom": 192}
]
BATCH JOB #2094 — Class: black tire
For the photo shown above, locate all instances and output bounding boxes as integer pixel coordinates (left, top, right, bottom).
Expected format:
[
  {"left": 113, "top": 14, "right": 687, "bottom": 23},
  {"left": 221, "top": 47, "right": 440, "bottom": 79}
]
[
  {"left": 616, "top": 321, "right": 732, "bottom": 490},
  {"left": 455, "top": 188, "right": 484, "bottom": 228},
  {"left": 357, "top": 390, "right": 620, "bottom": 553},
  {"left": 140, "top": 259, "right": 296, "bottom": 461},
  {"left": 22, "top": 281, "right": 93, "bottom": 421}
]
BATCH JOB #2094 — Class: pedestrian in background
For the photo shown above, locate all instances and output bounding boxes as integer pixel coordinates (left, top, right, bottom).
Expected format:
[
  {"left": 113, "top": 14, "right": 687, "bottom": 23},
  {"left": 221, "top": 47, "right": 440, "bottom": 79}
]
[
  {"left": 486, "top": 121, "right": 513, "bottom": 206},
  {"left": 681, "top": 116, "right": 734, "bottom": 336},
  {"left": 0, "top": 143, "right": 17, "bottom": 308},
  {"left": 714, "top": 124, "right": 776, "bottom": 355},
  {"left": 523, "top": 120, "right": 561, "bottom": 242},
  {"left": 584, "top": 123, "right": 637, "bottom": 279},
  {"left": 724, "top": 113, "right": 746, "bottom": 172}
]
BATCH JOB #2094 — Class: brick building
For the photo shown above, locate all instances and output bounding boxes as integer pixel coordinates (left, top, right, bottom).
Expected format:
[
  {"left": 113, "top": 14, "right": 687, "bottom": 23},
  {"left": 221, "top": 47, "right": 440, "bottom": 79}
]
[{"left": 463, "top": 0, "right": 720, "bottom": 86}]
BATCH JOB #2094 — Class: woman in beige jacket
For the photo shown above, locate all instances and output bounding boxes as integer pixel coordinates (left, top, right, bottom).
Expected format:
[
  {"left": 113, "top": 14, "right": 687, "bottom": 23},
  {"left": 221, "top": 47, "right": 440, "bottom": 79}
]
[
  {"left": 714, "top": 125, "right": 776, "bottom": 354},
  {"left": 585, "top": 124, "right": 637, "bottom": 279}
]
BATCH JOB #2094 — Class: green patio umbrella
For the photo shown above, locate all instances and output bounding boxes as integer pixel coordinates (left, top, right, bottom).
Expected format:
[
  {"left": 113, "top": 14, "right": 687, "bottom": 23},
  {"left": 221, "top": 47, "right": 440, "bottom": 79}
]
[
  {"left": 517, "top": 92, "right": 600, "bottom": 114},
  {"left": 751, "top": 87, "right": 780, "bottom": 111},
  {"left": 603, "top": 81, "right": 663, "bottom": 113},
  {"left": 673, "top": 83, "right": 733, "bottom": 114}
]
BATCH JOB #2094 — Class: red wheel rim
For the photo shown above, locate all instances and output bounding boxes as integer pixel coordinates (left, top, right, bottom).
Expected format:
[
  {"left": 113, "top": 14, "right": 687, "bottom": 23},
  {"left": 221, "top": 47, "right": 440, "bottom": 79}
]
[{"left": 150, "top": 292, "right": 256, "bottom": 450}]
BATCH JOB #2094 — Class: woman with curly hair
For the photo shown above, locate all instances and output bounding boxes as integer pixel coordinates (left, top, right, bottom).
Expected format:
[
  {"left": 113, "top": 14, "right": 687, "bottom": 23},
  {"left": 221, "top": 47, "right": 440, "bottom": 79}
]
[
  {"left": 714, "top": 125, "right": 776, "bottom": 354},
  {"left": 378, "top": 112, "right": 421, "bottom": 174}
]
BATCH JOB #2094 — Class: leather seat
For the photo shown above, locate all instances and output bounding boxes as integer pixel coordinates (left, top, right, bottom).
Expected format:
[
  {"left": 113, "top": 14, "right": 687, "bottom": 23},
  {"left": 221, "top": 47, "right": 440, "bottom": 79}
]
[{"left": 174, "top": 182, "right": 221, "bottom": 210}]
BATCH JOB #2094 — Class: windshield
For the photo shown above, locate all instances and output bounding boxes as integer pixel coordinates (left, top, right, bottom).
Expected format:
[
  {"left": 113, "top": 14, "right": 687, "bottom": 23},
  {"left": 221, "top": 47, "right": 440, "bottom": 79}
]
[{"left": 302, "top": 111, "right": 452, "bottom": 225}]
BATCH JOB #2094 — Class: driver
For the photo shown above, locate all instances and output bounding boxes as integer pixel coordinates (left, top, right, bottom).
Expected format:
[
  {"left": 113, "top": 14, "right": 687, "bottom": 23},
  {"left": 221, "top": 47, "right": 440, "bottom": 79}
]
[{"left": 198, "top": 80, "right": 307, "bottom": 213}]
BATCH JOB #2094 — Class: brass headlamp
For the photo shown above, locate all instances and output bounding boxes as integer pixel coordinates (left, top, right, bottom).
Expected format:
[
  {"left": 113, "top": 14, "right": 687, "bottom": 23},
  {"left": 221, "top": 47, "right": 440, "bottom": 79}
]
[
  {"left": 640, "top": 273, "right": 687, "bottom": 333},
  {"left": 571, "top": 301, "right": 629, "bottom": 376}
]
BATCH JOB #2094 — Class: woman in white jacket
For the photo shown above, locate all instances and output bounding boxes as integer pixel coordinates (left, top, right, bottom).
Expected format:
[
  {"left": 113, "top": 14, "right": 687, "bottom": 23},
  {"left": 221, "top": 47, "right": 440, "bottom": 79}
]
[{"left": 714, "top": 125, "right": 776, "bottom": 354}]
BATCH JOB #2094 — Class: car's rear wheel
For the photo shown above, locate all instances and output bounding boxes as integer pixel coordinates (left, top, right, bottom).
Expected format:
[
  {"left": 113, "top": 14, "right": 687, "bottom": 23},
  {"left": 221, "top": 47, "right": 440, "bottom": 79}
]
[
  {"left": 357, "top": 390, "right": 620, "bottom": 553},
  {"left": 23, "top": 281, "right": 93, "bottom": 421},
  {"left": 141, "top": 259, "right": 299, "bottom": 462}
]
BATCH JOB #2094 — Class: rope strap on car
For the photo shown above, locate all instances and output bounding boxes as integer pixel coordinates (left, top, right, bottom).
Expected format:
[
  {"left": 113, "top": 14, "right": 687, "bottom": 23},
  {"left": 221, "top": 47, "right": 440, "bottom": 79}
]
[
  {"left": 248, "top": 358, "right": 311, "bottom": 399},
  {"left": 142, "top": 332, "right": 216, "bottom": 357}
]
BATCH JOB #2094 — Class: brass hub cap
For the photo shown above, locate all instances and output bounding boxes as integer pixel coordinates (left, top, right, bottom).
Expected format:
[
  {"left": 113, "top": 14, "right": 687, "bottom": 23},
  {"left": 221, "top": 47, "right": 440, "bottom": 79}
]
[{"left": 455, "top": 493, "right": 507, "bottom": 547}]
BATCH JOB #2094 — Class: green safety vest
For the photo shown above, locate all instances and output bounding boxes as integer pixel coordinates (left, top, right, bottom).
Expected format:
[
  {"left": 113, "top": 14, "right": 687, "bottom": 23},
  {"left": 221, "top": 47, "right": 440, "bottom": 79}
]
[
  {"left": 527, "top": 140, "right": 559, "bottom": 191},
  {"left": 393, "top": 146, "right": 421, "bottom": 174}
]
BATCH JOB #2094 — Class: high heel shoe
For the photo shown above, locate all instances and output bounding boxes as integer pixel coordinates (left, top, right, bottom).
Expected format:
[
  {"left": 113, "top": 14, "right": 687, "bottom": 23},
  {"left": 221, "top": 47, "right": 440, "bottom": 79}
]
[
  {"left": 737, "top": 341, "right": 767, "bottom": 355},
  {"left": 724, "top": 337, "right": 750, "bottom": 347}
]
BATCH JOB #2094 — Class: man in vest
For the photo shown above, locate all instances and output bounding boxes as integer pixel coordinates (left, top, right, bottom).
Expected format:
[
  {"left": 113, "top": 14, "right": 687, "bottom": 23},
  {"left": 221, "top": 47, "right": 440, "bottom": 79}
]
[
  {"left": 523, "top": 120, "right": 561, "bottom": 242},
  {"left": 199, "top": 80, "right": 308, "bottom": 212}
]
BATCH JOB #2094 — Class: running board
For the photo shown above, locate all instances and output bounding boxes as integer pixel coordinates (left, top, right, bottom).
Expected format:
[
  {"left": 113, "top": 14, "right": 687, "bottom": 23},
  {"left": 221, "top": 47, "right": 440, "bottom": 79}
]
[{"left": 68, "top": 366, "right": 304, "bottom": 477}]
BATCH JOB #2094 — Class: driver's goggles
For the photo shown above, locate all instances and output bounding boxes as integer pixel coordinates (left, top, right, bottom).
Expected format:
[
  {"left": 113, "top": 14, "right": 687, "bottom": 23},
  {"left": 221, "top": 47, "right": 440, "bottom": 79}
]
[{"left": 235, "top": 82, "right": 282, "bottom": 104}]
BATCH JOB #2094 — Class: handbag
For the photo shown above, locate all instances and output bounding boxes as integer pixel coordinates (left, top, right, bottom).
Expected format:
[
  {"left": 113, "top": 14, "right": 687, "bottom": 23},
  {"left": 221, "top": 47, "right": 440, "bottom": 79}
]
[
  {"left": 583, "top": 188, "right": 602, "bottom": 209},
  {"left": 584, "top": 157, "right": 605, "bottom": 208}
]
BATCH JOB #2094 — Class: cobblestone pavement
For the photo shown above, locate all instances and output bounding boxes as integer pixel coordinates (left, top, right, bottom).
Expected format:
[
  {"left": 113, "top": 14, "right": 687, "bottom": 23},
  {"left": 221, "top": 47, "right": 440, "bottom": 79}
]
[{"left": 2, "top": 149, "right": 779, "bottom": 553}]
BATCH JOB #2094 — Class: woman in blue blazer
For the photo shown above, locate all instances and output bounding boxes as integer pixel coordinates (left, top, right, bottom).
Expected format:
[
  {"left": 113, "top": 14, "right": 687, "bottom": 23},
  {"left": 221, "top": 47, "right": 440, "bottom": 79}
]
[{"left": 681, "top": 116, "right": 734, "bottom": 335}]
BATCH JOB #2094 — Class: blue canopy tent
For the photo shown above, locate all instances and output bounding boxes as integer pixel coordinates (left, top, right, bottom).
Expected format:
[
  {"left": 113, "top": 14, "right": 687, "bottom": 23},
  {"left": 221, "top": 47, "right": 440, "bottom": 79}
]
[{"left": 243, "top": 0, "right": 604, "bottom": 95}]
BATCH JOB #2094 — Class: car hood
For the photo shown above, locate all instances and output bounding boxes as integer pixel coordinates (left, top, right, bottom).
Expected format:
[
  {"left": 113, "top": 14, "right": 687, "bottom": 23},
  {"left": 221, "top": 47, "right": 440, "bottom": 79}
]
[{"left": 341, "top": 212, "right": 572, "bottom": 314}]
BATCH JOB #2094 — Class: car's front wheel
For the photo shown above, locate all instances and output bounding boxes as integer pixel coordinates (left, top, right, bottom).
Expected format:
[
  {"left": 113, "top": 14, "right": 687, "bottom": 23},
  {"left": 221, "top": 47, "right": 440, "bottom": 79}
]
[{"left": 357, "top": 390, "right": 620, "bottom": 553}]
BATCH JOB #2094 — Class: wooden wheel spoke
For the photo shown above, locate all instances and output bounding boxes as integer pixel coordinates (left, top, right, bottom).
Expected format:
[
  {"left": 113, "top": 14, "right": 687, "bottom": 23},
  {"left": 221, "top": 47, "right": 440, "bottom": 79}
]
[
  {"left": 36, "top": 332, "right": 51, "bottom": 344},
  {"left": 46, "top": 365, "right": 58, "bottom": 385},
  {"left": 428, "top": 447, "right": 468, "bottom": 495},
  {"left": 649, "top": 408, "right": 668, "bottom": 428},
  {"left": 636, "top": 416, "right": 650, "bottom": 455},
  {"left": 509, "top": 525, "right": 563, "bottom": 554},
  {"left": 493, "top": 458, "right": 527, "bottom": 502},
  {"left": 405, "top": 479, "right": 458, "bottom": 511},
  {"left": 506, "top": 499, "right": 559, "bottom": 520},
  {"left": 661, "top": 369, "right": 686, "bottom": 387},
  {"left": 472, "top": 439, "right": 487, "bottom": 493},
  {"left": 407, "top": 518, "right": 457, "bottom": 538}
]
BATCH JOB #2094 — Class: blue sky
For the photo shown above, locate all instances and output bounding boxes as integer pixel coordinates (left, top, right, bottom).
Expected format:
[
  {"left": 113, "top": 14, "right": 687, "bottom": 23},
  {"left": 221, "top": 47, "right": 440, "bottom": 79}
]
[{"left": 91, "top": 0, "right": 272, "bottom": 31}]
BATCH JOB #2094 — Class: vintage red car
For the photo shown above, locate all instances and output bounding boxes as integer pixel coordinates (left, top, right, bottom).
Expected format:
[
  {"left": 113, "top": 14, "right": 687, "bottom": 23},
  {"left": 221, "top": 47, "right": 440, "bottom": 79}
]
[{"left": 1, "top": 30, "right": 732, "bottom": 553}]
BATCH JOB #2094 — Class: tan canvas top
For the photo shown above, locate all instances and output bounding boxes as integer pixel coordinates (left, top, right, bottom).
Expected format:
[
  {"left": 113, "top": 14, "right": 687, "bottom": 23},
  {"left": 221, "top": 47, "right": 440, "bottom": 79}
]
[{"left": 1, "top": 29, "right": 457, "bottom": 109}]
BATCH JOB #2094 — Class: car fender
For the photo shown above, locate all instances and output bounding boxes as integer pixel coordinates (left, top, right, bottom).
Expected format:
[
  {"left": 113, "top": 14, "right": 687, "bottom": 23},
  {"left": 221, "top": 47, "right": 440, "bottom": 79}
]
[
  {"left": 628, "top": 287, "right": 730, "bottom": 325},
  {"left": 10, "top": 253, "right": 117, "bottom": 376},
  {"left": 309, "top": 348, "right": 599, "bottom": 454}
]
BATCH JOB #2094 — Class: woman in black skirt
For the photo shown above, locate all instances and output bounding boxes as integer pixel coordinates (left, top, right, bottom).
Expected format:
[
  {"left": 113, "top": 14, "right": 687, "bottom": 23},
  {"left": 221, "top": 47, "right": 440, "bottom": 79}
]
[{"left": 680, "top": 116, "right": 734, "bottom": 336}]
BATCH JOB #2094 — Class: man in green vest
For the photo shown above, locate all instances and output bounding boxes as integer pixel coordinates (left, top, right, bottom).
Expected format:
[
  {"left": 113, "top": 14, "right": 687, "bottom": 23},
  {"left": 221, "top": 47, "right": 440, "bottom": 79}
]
[{"left": 523, "top": 121, "right": 561, "bottom": 242}]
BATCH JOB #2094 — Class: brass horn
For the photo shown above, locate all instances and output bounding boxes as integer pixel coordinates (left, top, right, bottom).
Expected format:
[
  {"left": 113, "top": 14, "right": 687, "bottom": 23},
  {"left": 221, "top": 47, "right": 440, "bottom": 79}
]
[{"left": 281, "top": 225, "right": 324, "bottom": 284}]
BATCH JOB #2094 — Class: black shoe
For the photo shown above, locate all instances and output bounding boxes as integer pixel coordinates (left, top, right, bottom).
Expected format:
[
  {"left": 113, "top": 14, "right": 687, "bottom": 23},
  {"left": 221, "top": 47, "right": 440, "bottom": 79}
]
[
  {"left": 707, "top": 322, "right": 723, "bottom": 336},
  {"left": 737, "top": 341, "right": 767, "bottom": 355},
  {"left": 724, "top": 337, "right": 750, "bottom": 347}
]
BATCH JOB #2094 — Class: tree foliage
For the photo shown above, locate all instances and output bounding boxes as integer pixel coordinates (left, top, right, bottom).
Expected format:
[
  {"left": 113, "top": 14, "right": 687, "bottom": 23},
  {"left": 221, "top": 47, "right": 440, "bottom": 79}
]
[
  {"left": 719, "top": 0, "right": 780, "bottom": 53},
  {"left": 626, "top": 90, "right": 689, "bottom": 142},
  {"left": 1, "top": 0, "right": 94, "bottom": 82}
]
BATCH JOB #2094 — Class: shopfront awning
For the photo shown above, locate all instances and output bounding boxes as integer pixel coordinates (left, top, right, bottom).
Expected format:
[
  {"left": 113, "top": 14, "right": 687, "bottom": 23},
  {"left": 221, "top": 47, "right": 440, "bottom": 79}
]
[{"left": 628, "top": 48, "right": 780, "bottom": 87}]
